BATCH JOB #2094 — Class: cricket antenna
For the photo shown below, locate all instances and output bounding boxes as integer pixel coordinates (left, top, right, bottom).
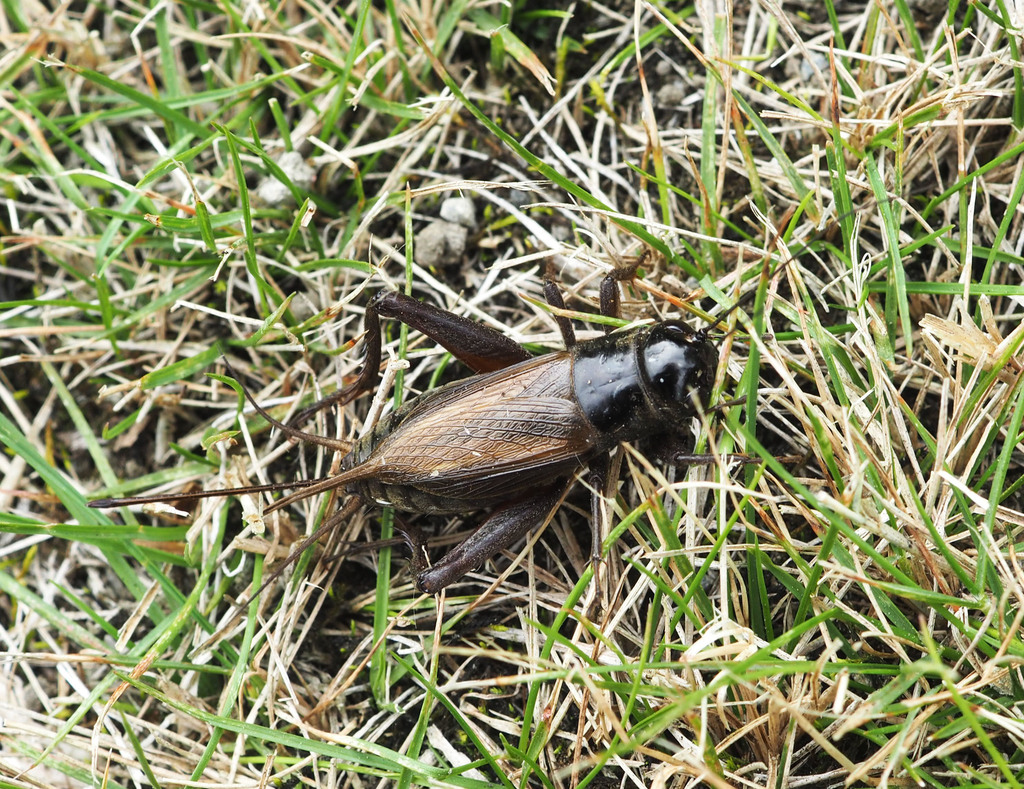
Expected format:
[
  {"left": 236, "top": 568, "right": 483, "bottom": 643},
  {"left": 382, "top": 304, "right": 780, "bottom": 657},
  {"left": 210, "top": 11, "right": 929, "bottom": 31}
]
[{"left": 697, "top": 297, "right": 748, "bottom": 341}]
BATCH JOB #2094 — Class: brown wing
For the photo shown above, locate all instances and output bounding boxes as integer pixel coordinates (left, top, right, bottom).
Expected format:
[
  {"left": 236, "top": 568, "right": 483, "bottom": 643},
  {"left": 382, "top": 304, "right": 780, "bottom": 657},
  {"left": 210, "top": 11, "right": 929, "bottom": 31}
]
[{"left": 360, "top": 353, "right": 601, "bottom": 503}]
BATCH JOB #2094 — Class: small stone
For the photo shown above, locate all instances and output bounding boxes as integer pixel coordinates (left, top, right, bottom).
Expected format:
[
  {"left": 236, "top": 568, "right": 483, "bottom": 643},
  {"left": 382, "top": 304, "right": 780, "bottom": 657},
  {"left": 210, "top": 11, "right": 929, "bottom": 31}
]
[
  {"left": 656, "top": 81, "right": 687, "bottom": 106},
  {"left": 439, "top": 196, "right": 477, "bottom": 228},
  {"left": 415, "top": 219, "right": 468, "bottom": 268}
]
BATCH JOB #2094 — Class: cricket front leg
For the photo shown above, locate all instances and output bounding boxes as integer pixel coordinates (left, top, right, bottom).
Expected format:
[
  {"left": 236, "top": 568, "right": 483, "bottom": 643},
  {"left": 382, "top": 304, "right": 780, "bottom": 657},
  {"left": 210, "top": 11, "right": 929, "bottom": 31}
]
[
  {"left": 598, "top": 249, "right": 647, "bottom": 329},
  {"left": 586, "top": 454, "right": 613, "bottom": 566},
  {"left": 415, "top": 485, "right": 567, "bottom": 594}
]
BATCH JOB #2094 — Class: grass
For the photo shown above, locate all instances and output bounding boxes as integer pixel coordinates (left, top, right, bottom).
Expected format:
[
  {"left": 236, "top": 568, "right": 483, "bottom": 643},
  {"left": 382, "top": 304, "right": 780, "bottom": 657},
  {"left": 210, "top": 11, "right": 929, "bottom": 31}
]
[{"left": 2, "top": 0, "right": 1024, "bottom": 787}]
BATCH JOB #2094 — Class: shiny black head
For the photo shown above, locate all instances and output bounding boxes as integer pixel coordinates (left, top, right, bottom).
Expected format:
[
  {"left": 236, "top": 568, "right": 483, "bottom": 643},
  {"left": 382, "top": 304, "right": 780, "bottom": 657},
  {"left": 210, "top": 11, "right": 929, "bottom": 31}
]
[{"left": 637, "top": 321, "right": 715, "bottom": 419}]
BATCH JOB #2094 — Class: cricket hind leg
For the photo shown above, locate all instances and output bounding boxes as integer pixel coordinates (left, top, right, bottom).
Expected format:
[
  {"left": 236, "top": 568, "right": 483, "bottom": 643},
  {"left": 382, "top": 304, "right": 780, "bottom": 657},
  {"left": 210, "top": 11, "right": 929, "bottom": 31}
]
[
  {"left": 288, "top": 295, "right": 384, "bottom": 427},
  {"left": 371, "top": 291, "right": 532, "bottom": 373},
  {"left": 377, "top": 262, "right": 643, "bottom": 365},
  {"left": 291, "top": 290, "right": 534, "bottom": 426},
  {"left": 413, "top": 485, "right": 567, "bottom": 594},
  {"left": 223, "top": 358, "right": 352, "bottom": 453}
]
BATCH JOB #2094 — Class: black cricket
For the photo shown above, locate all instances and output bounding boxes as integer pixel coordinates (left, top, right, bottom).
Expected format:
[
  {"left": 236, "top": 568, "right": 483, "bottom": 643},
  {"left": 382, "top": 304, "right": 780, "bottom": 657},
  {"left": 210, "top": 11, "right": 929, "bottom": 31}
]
[{"left": 90, "top": 272, "right": 719, "bottom": 594}]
